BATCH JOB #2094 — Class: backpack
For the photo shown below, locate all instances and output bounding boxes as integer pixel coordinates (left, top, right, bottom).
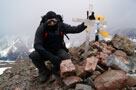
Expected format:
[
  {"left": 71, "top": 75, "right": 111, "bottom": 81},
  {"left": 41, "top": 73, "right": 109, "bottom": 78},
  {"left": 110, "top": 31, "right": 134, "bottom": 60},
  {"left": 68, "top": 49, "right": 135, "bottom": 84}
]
[{"left": 44, "top": 25, "right": 70, "bottom": 40}]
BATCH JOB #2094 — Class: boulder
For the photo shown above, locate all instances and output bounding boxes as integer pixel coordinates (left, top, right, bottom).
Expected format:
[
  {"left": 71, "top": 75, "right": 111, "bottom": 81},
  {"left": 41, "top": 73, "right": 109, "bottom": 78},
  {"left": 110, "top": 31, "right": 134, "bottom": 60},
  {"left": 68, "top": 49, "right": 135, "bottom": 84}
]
[
  {"left": 97, "top": 52, "right": 109, "bottom": 64},
  {"left": 84, "top": 56, "right": 99, "bottom": 73},
  {"left": 106, "top": 45, "right": 116, "bottom": 53},
  {"left": 126, "top": 74, "right": 136, "bottom": 87},
  {"left": 114, "top": 50, "right": 129, "bottom": 64},
  {"left": 94, "top": 70, "right": 128, "bottom": 90},
  {"left": 76, "top": 64, "right": 87, "bottom": 78},
  {"left": 112, "top": 34, "right": 135, "bottom": 55},
  {"left": 60, "top": 59, "right": 76, "bottom": 78},
  {"left": 128, "top": 55, "right": 136, "bottom": 73},
  {"left": 106, "top": 55, "right": 130, "bottom": 72},
  {"left": 63, "top": 76, "right": 82, "bottom": 87}
]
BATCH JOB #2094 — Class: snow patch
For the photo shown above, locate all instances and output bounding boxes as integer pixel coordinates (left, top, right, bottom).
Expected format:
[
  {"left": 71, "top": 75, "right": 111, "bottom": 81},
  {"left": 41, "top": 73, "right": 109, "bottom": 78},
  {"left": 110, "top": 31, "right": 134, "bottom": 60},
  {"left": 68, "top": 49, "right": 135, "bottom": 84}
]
[
  {"left": 0, "top": 67, "right": 11, "bottom": 75},
  {"left": 0, "top": 60, "right": 15, "bottom": 63},
  {"left": 29, "top": 48, "right": 35, "bottom": 53}
]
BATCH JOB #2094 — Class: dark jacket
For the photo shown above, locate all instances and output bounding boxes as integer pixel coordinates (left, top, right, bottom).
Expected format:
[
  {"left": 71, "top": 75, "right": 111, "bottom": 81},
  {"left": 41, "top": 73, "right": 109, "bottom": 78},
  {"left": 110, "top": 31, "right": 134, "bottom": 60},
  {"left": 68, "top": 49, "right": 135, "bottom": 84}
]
[{"left": 34, "top": 22, "right": 86, "bottom": 59}]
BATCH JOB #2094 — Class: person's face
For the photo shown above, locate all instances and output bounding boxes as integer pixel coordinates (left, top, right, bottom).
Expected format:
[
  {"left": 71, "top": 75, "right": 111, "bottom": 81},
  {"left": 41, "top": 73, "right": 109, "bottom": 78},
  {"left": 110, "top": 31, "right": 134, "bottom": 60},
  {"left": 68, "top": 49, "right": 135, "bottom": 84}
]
[{"left": 47, "top": 18, "right": 57, "bottom": 26}]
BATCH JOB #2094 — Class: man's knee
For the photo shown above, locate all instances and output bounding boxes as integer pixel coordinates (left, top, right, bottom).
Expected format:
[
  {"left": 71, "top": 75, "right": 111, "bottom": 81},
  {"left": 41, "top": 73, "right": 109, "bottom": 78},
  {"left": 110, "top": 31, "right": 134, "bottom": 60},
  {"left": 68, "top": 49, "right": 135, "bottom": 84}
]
[{"left": 29, "top": 51, "right": 41, "bottom": 60}]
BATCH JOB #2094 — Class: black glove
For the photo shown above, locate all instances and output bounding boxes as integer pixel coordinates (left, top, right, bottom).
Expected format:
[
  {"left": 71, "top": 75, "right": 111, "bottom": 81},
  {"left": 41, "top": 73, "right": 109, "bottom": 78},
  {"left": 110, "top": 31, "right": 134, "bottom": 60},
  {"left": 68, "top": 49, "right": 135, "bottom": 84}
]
[
  {"left": 50, "top": 55, "right": 61, "bottom": 66},
  {"left": 40, "top": 49, "right": 61, "bottom": 65},
  {"left": 81, "top": 22, "right": 87, "bottom": 30}
]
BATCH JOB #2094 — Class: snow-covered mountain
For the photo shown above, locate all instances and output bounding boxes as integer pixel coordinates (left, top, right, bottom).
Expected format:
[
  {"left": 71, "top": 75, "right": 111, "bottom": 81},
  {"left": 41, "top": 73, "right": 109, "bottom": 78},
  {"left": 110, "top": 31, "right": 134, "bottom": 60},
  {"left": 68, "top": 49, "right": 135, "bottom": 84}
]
[
  {"left": 0, "top": 37, "right": 32, "bottom": 60},
  {"left": 111, "top": 28, "right": 136, "bottom": 44},
  {"left": 112, "top": 28, "right": 136, "bottom": 38}
]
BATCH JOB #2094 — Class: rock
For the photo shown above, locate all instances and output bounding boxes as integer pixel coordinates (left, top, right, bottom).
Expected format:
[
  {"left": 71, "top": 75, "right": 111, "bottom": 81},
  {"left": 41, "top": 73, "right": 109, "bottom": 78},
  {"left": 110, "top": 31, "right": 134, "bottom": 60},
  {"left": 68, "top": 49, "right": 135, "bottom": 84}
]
[
  {"left": 94, "top": 70, "right": 128, "bottom": 90},
  {"left": 106, "top": 45, "right": 116, "bottom": 53},
  {"left": 1, "top": 39, "right": 136, "bottom": 90},
  {"left": 91, "top": 71, "right": 101, "bottom": 80},
  {"left": 114, "top": 50, "right": 129, "bottom": 64},
  {"left": 76, "top": 64, "right": 87, "bottom": 78},
  {"left": 112, "top": 34, "right": 135, "bottom": 55},
  {"left": 60, "top": 59, "right": 76, "bottom": 78},
  {"left": 126, "top": 74, "right": 136, "bottom": 87},
  {"left": 101, "top": 42, "right": 112, "bottom": 55},
  {"left": 128, "top": 55, "right": 136, "bottom": 73},
  {"left": 51, "top": 79, "right": 63, "bottom": 90},
  {"left": 15, "top": 87, "right": 21, "bottom": 90},
  {"left": 131, "top": 87, "right": 136, "bottom": 90},
  {"left": 84, "top": 56, "right": 99, "bottom": 73},
  {"left": 69, "top": 47, "right": 81, "bottom": 63},
  {"left": 86, "top": 49, "right": 98, "bottom": 57},
  {"left": 75, "top": 84, "right": 93, "bottom": 90},
  {"left": 97, "top": 52, "right": 109, "bottom": 64},
  {"left": 91, "top": 42, "right": 113, "bottom": 55},
  {"left": 106, "top": 55, "right": 130, "bottom": 72},
  {"left": 83, "top": 77, "right": 95, "bottom": 88},
  {"left": 114, "top": 50, "right": 127, "bottom": 58},
  {"left": 102, "top": 47, "right": 112, "bottom": 55},
  {"left": 63, "top": 76, "right": 82, "bottom": 87}
]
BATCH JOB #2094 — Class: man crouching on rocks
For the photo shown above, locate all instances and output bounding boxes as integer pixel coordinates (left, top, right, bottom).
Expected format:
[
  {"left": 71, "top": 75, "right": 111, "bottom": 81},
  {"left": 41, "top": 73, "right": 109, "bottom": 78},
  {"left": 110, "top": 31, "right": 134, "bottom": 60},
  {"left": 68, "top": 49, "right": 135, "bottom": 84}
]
[{"left": 29, "top": 11, "right": 87, "bottom": 83}]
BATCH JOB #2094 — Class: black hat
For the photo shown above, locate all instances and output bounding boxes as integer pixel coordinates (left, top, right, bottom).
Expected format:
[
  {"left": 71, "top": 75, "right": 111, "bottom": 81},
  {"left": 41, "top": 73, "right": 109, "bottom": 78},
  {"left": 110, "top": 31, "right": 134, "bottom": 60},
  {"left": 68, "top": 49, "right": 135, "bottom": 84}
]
[{"left": 46, "top": 11, "right": 57, "bottom": 19}]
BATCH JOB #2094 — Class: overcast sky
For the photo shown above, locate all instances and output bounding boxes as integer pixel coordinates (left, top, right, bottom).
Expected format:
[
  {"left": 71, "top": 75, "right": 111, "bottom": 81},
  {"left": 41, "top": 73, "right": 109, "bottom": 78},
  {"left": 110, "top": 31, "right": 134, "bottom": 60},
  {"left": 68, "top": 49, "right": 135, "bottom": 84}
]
[{"left": 0, "top": 0, "right": 136, "bottom": 36}]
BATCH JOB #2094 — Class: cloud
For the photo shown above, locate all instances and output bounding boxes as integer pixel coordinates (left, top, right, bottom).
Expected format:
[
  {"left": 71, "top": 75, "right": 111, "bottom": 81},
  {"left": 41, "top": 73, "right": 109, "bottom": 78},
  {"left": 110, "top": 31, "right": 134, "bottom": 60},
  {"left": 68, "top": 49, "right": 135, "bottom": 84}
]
[{"left": 0, "top": 0, "right": 135, "bottom": 36}]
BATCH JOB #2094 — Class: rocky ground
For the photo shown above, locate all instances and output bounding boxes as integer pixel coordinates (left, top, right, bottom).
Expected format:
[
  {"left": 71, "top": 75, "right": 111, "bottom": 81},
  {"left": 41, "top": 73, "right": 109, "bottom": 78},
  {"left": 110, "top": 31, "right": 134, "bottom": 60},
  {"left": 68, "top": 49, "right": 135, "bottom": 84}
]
[{"left": 0, "top": 34, "right": 136, "bottom": 90}]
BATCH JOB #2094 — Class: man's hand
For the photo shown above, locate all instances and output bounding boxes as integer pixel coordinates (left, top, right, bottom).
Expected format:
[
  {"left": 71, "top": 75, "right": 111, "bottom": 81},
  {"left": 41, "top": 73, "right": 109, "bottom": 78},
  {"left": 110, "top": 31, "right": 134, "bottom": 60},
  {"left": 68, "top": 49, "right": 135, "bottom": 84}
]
[{"left": 50, "top": 55, "right": 61, "bottom": 66}]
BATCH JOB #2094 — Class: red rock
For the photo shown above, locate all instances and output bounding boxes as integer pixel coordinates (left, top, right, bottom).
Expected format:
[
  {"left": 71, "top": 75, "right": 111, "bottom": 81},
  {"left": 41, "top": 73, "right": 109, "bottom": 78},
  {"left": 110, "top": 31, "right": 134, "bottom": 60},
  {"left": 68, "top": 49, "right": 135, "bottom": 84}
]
[
  {"left": 107, "top": 45, "right": 116, "bottom": 52},
  {"left": 126, "top": 74, "right": 136, "bottom": 87},
  {"left": 76, "top": 64, "right": 87, "bottom": 78},
  {"left": 94, "top": 70, "right": 128, "bottom": 90},
  {"left": 63, "top": 76, "right": 82, "bottom": 87},
  {"left": 76, "top": 59, "right": 95, "bottom": 78},
  {"left": 93, "top": 42, "right": 100, "bottom": 47},
  {"left": 84, "top": 56, "right": 99, "bottom": 72},
  {"left": 102, "top": 47, "right": 112, "bottom": 55},
  {"left": 60, "top": 59, "right": 76, "bottom": 78},
  {"left": 91, "top": 42, "right": 102, "bottom": 50},
  {"left": 114, "top": 50, "right": 129, "bottom": 64},
  {"left": 97, "top": 52, "right": 108, "bottom": 64},
  {"left": 101, "top": 43, "right": 113, "bottom": 55}
]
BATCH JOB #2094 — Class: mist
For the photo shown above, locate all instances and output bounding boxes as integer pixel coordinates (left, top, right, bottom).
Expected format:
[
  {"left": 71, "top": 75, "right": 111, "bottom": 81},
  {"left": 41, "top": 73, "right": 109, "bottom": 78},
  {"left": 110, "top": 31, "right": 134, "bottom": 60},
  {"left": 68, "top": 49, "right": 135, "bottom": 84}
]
[{"left": 0, "top": 0, "right": 136, "bottom": 37}]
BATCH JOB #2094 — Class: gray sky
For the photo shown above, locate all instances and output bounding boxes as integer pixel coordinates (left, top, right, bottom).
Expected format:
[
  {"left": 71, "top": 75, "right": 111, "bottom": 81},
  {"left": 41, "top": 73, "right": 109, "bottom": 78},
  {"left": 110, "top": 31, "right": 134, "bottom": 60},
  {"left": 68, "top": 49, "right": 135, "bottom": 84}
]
[{"left": 0, "top": 0, "right": 136, "bottom": 36}]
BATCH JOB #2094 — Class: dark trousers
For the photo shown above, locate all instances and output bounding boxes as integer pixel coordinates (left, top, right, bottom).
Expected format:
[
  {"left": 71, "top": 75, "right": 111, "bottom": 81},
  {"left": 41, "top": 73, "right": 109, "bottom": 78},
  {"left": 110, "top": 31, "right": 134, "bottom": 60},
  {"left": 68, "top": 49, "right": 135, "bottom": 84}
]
[{"left": 29, "top": 49, "right": 70, "bottom": 74}]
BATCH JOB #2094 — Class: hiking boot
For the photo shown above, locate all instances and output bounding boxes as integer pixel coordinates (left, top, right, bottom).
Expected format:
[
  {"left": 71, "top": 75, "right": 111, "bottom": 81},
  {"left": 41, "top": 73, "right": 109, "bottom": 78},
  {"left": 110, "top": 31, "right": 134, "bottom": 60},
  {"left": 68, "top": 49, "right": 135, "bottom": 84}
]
[{"left": 39, "top": 71, "right": 50, "bottom": 83}]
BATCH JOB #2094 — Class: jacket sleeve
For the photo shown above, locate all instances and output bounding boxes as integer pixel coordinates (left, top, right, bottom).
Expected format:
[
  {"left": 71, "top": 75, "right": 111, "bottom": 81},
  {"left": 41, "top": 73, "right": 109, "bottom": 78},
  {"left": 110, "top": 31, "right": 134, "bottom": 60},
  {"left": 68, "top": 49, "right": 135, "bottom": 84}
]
[
  {"left": 34, "top": 24, "right": 57, "bottom": 60},
  {"left": 61, "top": 23, "right": 87, "bottom": 34}
]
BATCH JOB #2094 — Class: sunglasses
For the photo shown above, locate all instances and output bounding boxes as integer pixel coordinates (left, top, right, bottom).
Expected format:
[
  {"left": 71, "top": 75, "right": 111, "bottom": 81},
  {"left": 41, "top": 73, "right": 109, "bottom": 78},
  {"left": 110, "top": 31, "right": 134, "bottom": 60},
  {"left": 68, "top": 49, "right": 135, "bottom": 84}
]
[{"left": 47, "top": 18, "right": 58, "bottom": 24}]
